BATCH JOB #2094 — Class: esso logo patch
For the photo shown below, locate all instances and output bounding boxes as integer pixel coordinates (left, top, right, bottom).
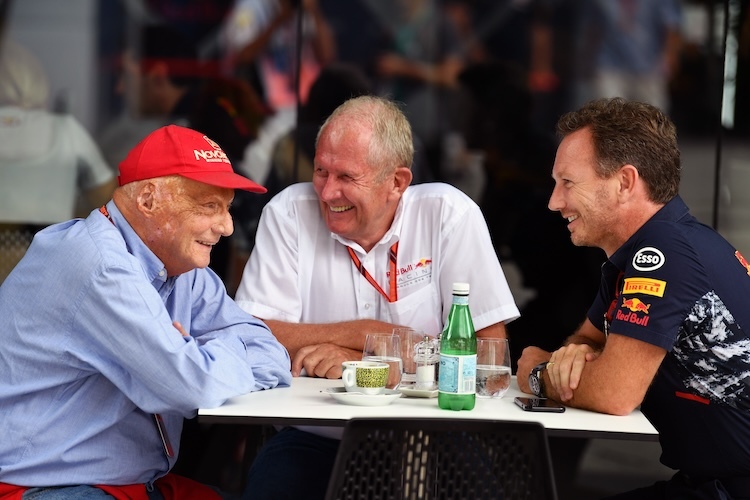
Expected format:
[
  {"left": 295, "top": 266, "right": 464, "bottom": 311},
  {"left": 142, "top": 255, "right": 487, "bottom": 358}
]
[{"left": 632, "top": 247, "right": 665, "bottom": 272}]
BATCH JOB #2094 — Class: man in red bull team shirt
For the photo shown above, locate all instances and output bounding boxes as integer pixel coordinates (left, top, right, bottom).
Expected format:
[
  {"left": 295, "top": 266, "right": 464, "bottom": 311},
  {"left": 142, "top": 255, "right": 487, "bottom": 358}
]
[{"left": 518, "top": 98, "right": 750, "bottom": 498}]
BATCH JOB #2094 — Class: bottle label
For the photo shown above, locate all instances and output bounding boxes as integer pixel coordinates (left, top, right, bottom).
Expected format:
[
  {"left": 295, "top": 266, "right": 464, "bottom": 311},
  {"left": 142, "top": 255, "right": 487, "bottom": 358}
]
[
  {"left": 438, "top": 353, "right": 476, "bottom": 394},
  {"left": 452, "top": 296, "right": 469, "bottom": 306}
]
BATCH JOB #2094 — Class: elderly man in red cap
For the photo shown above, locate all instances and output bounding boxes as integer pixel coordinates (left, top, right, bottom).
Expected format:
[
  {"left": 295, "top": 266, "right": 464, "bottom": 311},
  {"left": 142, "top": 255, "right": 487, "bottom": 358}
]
[{"left": 0, "top": 125, "right": 291, "bottom": 499}]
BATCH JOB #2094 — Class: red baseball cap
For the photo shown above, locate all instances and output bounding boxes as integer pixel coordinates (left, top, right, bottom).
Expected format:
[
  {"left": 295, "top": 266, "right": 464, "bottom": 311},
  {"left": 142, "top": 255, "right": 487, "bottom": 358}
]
[{"left": 117, "top": 125, "right": 266, "bottom": 193}]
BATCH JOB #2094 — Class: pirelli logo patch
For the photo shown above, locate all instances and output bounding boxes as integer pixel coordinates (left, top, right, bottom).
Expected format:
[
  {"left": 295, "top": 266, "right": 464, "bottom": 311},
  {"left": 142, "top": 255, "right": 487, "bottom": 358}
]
[{"left": 622, "top": 277, "right": 667, "bottom": 297}]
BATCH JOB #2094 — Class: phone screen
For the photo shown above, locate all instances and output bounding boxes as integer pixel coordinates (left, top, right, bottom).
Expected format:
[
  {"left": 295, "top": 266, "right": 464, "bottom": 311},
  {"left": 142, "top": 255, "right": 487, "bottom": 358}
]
[{"left": 514, "top": 397, "right": 566, "bottom": 413}]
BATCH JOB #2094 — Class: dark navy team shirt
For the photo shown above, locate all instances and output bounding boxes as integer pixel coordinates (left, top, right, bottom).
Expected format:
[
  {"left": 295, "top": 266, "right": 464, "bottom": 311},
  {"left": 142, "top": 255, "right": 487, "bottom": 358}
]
[{"left": 588, "top": 196, "right": 750, "bottom": 478}]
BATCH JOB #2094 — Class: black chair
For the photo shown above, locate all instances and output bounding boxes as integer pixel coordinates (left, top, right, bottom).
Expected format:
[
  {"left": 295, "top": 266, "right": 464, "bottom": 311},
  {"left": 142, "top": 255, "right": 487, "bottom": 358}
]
[{"left": 325, "top": 418, "right": 558, "bottom": 500}]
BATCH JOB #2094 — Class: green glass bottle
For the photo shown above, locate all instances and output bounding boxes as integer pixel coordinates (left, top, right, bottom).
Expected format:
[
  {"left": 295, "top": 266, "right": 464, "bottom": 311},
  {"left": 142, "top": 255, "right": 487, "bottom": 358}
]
[{"left": 438, "top": 282, "right": 476, "bottom": 411}]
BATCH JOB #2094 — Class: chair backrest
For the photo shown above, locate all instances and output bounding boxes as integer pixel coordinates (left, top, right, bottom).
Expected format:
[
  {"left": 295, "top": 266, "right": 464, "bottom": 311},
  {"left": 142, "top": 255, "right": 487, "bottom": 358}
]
[{"left": 325, "top": 418, "right": 558, "bottom": 500}]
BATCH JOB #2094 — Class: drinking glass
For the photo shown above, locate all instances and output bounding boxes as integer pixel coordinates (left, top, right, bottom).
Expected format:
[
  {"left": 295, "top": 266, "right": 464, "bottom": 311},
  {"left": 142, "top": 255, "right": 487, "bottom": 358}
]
[
  {"left": 362, "top": 334, "right": 402, "bottom": 389},
  {"left": 476, "top": 338, "right": 511, "bottom": 398},
  {"left": 392, "top": 327, "right": 422, "bottom": 385}
]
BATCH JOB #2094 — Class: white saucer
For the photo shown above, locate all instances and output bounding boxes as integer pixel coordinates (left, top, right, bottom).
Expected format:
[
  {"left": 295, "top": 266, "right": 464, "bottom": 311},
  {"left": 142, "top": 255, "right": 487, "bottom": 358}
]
[
  {"left": 398, "top": 384, "right": 439, "bottom": 398},
  {"left": 325, "top": 387, "right": 402, "bottom": 406}
]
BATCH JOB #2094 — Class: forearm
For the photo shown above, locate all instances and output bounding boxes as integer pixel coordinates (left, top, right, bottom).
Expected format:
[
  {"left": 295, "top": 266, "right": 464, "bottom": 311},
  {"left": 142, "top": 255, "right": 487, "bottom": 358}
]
[
  {"left": 476, "top": 322, "right": 507, "bottom": 339},
  {"left": 544, "top": 334, "right": 665, "bottom": 415},
  {"left": 540, "top": 363, "right": 624, "bottom": 415},
  {"left": 262, "top": 318, "right": 402, "bottom": 358},
  {"left": 563, "top": 333, "right": 604, "bottom": 351},
  {"left": 542, "top": 359, "right": 640, "bottom": 416},
  {"left": 563, "top": 318, "right": 606, "bottom": 351},
  {"left": 236, "top": 7, "right": 291, "bottom": 64}
]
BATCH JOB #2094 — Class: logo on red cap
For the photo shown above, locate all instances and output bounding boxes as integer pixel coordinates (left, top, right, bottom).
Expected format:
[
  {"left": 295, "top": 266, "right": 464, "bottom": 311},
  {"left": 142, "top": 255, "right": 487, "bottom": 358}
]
[{"left": 194, "top": 135, "right": 230, "bottom": 164}]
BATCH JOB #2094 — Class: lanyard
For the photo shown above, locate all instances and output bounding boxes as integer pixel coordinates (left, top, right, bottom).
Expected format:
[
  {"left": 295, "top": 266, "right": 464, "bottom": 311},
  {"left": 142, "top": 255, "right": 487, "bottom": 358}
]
[
  {"left": 603, "top": 271, "right": 624, "bottom": 337},
  {"left": 99, "top": 205, "right": 175, "bottom": 458},
  {"left": 347, "top": 241, "right": 399, "bottom": 303}
]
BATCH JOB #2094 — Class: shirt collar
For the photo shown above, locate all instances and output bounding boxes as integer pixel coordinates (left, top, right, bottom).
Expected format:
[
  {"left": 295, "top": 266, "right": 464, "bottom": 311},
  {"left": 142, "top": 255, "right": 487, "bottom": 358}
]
[
  {"left": 608, "top": 195, "right": 690, "bottom": 270},
  {"left": 105, "top": 201, "right": 170, "bottom": 285},
  {"left": 330, "top": 189, "right": 407, "bottom": 253}
]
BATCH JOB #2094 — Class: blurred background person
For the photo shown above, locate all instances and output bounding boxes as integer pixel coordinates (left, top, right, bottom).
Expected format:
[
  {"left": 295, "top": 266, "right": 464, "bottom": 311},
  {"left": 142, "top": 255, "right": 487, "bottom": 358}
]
[
  {"left": 98, "top": 24, "right": 207, "bottom": 167},
  {"left": 456, "top": 59, "right": 603, "bottom": 373},
  {"left": 470, "top": 0, "right": 560, "bottom": 124},
  {"left": 220, "top": 0, "right": 336, "bottom": 191},
  {"left": 269, "top": 62, "right": 373, "bottom": 188},
  {"left": 221, "top": 0, "right": 336, "bottom": 112},
  {"left": 457, "top": 61, "right": 603, "bottom": 497},
  {"left": 572, "top": 0, "right": 683, "bottom": 112},
  {"left": 0, "top": 40, "right": 116, "bottom": 283},
  {"left": 98, "top": 23, "right": 269, "bottom": 288},
  {"left": 372, "top": 0, "right": 466, "bottom": 181}
]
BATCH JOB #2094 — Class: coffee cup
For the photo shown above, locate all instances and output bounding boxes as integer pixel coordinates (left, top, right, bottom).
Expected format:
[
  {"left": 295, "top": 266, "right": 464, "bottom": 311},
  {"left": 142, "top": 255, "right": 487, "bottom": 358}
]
[{"left": 341, "top": 360, "right": 389, "bottom": 395}]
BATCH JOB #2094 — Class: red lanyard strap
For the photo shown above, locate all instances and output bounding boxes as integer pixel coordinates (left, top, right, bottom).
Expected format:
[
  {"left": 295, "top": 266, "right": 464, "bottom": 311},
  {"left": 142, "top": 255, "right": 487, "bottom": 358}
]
[
  {"left": 347, "top": 242, "right": 399, "bottom": 303},
  {"left": 603, "top": 271, "right": 624, "bottom": 337},
  {"left": 99, "top": 205, "right": 112, "bottom": 221}
]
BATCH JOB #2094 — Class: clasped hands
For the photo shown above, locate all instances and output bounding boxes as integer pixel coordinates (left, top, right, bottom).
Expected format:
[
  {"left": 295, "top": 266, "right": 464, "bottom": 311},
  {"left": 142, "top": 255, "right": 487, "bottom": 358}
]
[
  {"left": 518, "top": 343, "right": 600, "bottom": 401},
  {"left": 291, "top": 343, "right": 361, "bottom": 379}
]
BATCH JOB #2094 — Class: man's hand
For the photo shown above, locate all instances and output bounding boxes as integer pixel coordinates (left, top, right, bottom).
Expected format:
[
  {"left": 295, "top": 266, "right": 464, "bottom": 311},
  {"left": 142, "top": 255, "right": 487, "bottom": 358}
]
[
  {"left": 547, "top": 344, "right": 600, "bottom": 401},
  {"left": 292, "top": 343, "right": 362, "bottom": 378},
  {"left": 517, "top": 346, "right": 551, "bottom": 394},
  {"left": 172, "top": 321, "right": 189, "bottom": 337}
]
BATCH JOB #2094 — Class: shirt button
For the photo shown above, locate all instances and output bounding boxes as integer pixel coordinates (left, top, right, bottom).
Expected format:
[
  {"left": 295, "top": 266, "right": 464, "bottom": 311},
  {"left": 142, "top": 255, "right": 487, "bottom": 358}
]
[
  {"left": 159, "top": 270, "right": 165, "bottom": 277},
  {"left": 364, "top": 303, "right": 371, "bottom": 310}
]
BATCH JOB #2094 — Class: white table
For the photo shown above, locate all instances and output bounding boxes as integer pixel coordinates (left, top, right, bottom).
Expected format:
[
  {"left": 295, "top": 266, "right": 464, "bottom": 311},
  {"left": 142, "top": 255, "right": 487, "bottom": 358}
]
[{"left": 199, "top": 377, "right": 659, "bottom": 441}]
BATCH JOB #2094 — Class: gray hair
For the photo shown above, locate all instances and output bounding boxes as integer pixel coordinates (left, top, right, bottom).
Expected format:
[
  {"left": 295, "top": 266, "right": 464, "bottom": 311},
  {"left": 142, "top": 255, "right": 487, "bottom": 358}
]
[{"left": 317, "top": 95, "right": 414, "bottom": 178}]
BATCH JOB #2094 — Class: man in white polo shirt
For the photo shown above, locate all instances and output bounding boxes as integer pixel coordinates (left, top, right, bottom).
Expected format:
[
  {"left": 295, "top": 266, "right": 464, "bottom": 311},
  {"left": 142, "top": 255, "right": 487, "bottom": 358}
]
[{"left": 234, "top": 95, "right": 520, "bottom": 499}]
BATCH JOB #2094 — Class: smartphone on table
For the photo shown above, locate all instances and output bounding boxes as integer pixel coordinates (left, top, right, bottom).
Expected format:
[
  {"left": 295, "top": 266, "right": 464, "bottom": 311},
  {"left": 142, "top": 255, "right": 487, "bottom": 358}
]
[{"left": 514, "top": 397, "right": 566, "bottom": 413}]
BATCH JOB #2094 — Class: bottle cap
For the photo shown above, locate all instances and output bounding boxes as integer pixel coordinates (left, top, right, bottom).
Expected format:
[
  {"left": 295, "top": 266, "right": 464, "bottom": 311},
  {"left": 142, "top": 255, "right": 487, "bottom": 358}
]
[{"left": 452, "top": 282, "right": 470, "bottom": 295}]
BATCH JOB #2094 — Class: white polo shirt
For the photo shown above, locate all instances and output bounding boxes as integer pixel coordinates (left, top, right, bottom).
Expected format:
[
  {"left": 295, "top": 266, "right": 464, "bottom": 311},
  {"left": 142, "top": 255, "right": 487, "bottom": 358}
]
[{"left": 236, "top": 182, "right": 519, "bottom": 334}]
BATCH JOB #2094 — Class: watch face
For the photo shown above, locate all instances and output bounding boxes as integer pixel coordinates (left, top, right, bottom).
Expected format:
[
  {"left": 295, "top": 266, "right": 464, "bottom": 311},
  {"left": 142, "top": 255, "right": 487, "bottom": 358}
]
[{"left": 529, "top": 373, "right": 540, "bottom": 396}]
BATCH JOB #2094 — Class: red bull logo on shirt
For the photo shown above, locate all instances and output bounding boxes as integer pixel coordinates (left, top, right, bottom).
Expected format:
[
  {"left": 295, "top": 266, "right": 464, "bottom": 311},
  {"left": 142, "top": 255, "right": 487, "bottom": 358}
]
[
  {"left": 389, "top": 257, "right": 433, "bottom": 286},
  {"left": 387, "top": 257, "right": 433, "bottom": 278},
  {"left": 414, "top": 258, "right": 432, "bottom": 268},
  {"left": 622, "top": 298, "right": 650, "bottom": 313},
  {"left": 616, "top": 298, "right": 650, "bottom": 327}
]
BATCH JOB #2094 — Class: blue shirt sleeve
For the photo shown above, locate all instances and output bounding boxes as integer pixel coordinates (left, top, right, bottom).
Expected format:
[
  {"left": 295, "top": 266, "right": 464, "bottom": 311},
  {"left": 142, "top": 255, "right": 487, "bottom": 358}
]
[{"left": 67, "top": 260, "right": 291, "bottom": 415}]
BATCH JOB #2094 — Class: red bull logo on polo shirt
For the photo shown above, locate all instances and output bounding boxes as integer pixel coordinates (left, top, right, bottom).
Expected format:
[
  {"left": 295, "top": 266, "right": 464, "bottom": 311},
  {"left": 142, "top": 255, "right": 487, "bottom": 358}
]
[
  {"left": 389, "top": 257, "right": 433, "bottom": 287},
  {"left": 616, "top": 298, "right": 651, "bottom": 327},
  {"left": 622, "top": 298, "right": 650, "bottom": 313}
]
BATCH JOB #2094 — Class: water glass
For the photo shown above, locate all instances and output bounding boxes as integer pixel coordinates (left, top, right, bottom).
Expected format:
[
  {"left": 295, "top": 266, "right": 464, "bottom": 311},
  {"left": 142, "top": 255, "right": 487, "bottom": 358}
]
[
  {"left": 476, "top": 338, "right": 511, "bottom": 398},
  {"left": 362, "top": 334, "right": 402, "bottom": 389},
  {"left": 392, "top": 327, "right": 422, "bottom": 385}
]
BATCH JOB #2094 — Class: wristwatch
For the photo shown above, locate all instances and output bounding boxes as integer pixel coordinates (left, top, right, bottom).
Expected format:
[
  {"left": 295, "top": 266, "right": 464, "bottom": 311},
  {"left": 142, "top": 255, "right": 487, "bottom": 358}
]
[{"left": 528, "top": 362, "right": 548, "bottom": 397}]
